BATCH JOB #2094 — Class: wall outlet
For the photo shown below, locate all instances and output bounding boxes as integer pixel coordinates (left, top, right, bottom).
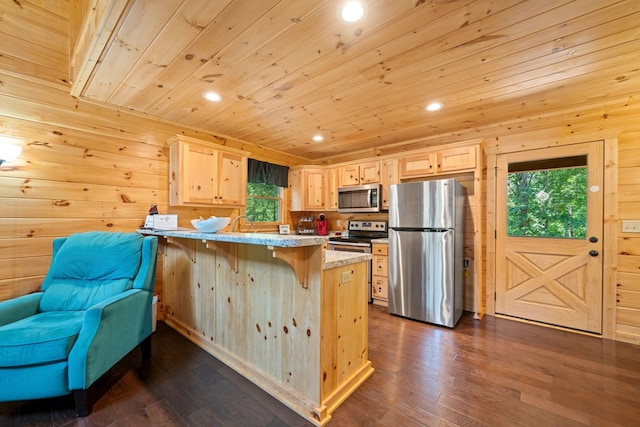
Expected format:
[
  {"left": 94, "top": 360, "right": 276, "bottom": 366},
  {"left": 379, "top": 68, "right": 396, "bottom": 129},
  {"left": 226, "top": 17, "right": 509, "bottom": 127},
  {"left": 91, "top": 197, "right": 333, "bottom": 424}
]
[
  {"left": 622, "top": 220, "right": 640, "bottom": 233},
  {"left": 341, "top": 270, "right": 352, "bottom": 283}
]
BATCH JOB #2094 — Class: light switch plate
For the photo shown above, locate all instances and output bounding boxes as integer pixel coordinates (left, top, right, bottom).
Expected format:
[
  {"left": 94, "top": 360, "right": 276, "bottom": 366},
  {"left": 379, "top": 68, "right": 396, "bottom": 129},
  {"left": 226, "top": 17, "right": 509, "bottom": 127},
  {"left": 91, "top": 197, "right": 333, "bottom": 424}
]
[{"left": 621, "top": 220, "right": 640, "bottom": 233}]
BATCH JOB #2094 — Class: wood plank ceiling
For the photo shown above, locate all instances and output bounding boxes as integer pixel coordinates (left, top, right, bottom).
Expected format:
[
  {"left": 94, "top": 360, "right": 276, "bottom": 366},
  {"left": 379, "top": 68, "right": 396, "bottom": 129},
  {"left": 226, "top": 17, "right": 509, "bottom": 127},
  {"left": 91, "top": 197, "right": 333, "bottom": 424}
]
[{"left": 71, "top": 0, "right": 640, "bottom": 161}]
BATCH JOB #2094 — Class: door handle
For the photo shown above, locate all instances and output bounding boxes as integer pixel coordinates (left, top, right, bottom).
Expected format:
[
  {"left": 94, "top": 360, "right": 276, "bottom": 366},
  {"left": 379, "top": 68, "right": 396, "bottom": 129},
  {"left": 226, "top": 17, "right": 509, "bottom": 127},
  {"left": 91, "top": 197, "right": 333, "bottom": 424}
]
[
  {"left": 589, "top": 250, "right": 599, "bottom": 257},
  {"left": 589, "top": 236, "right": 598, "bottom": 243}
]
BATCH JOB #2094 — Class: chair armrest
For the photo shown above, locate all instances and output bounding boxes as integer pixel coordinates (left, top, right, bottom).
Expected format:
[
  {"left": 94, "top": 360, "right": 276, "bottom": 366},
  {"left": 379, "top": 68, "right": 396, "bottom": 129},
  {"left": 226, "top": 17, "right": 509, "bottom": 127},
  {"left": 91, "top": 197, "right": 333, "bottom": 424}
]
[
  {"left": 68, "top": 289, "right": 153, "bottom": 390},
  {"left": 133, "top": 236, "right": 158, "bottom": 291},
  {"left": 0, "top": 292, "right": 43, "bottom": 327}
]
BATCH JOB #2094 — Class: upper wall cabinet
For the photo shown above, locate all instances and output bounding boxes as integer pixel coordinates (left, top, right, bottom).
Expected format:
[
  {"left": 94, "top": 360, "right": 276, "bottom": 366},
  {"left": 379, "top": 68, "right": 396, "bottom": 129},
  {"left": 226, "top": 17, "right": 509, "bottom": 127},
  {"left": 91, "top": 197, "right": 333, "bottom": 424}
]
[
  {"left": 289, "top": 167, "right": 326, "bottom": 211},
  {"left": 399, "top": 146, "right": 476, "bottom": 179},
  {"left": 437, "top": 146, "right": 477, "bottom": 173},
  {"left": 339, "top": 161, "right": 380, "bottom": 186},
  {"left": 168, "top": 136, "right": 249, "bottom": 207},
  {"left": 380, "top": 159, "right": 398, "bottom": 210},
  {"left": 326, "top": 167, "right": 339, "bottom": 211}
]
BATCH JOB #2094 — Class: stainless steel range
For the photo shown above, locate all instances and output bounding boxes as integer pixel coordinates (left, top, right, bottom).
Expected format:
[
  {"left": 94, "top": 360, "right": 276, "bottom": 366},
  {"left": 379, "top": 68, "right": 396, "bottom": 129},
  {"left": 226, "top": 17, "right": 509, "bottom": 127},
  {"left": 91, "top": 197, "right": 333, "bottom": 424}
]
[{"left": 328, "top": 220, "right": 388, "bottom": 303}]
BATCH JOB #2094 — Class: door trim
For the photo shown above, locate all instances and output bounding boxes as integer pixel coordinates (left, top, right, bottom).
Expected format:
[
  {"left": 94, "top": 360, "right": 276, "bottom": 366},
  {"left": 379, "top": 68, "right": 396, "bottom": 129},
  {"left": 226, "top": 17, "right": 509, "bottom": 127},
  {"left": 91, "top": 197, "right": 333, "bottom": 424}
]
[{"left": 486, "top": 138, "right": 618, "bottom": 339}]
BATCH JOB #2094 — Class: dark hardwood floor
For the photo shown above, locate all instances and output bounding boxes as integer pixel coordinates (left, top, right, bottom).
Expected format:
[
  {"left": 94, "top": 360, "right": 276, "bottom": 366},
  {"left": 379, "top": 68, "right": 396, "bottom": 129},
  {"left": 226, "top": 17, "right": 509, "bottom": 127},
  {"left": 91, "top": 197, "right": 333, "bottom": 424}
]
[{"left": 2, "top": 305, "right": 639, "bottom": 426}]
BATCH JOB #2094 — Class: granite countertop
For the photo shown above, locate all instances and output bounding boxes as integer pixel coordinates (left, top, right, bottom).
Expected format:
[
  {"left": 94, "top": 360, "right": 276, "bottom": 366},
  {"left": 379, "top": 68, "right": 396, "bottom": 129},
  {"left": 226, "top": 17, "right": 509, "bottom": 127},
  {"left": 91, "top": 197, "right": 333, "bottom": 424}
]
[
  {"left": 371, "top": 238, "right": 388, "bottom": 244},
  {"left": 323, "top": 250, "right": 372, "bottom": 270},
  {"left": 138, "top": 228, "right": 370, "bottom": 269},
  {"left": 138, "top": 228, "right": 329, "bottom": 248}
]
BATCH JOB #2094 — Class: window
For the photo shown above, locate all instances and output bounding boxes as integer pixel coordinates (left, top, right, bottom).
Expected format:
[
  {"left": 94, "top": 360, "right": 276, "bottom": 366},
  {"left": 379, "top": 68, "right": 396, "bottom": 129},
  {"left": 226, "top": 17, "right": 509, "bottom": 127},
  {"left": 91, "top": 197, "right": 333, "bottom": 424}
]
[
  {"left": 507, "top": 156, "right": 587, "bottom": 239},
  {"left": 246, "top": 159, "right": 288, "bottom": 223},
  {"left": 246, "top": 183, "right": 282, "bottom": 223}
]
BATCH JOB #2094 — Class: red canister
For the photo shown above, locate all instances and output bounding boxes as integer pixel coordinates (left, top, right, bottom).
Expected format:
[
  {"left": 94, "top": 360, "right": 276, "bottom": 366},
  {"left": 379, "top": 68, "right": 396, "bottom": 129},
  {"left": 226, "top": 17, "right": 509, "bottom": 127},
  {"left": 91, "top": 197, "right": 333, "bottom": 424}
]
[{"left": 317, "top": 213, "right": 328, "bottom": 236}]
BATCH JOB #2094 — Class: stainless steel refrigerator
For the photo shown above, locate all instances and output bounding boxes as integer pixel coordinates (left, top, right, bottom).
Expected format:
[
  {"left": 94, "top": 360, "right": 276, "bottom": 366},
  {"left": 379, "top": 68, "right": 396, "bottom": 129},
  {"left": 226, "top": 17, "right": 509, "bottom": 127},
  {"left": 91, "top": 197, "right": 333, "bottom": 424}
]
[{"left": 388, "top": 179, "right": 465, "bottom": 327}]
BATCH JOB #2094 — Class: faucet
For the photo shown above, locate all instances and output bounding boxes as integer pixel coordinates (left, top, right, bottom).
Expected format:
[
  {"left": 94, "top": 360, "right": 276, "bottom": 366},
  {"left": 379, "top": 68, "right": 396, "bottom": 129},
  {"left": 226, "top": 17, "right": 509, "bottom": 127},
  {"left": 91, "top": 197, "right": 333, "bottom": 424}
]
[{"left": 232, "top": 215, "right": 254, "bottom": 232}]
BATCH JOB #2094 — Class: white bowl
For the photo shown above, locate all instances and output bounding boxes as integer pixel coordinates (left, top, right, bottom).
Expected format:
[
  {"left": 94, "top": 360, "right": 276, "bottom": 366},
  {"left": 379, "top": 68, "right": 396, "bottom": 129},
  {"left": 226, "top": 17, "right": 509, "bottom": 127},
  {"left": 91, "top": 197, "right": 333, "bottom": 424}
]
[{"left": 191, "top": 217, "right": 231, "bottom": 233}]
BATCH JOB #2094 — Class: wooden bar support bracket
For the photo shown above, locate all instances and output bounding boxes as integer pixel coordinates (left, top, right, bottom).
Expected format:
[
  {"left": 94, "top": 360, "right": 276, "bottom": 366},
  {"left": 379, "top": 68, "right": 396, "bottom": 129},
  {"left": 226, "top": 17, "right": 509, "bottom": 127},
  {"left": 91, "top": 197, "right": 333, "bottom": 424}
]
[
  {"left": 204, "top": 241, "right": 238, "bottom": 272},
  {"left": 269, "top": 246, "right": 309, "bottom": 289},
  {"left": 164, "top": 237, "right": 196, "bottom": 263}
]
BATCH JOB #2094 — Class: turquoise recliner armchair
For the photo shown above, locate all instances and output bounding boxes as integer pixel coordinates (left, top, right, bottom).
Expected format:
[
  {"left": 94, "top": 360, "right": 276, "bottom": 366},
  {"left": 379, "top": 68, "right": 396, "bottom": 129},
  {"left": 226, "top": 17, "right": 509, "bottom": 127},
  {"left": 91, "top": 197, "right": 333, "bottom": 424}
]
[{"left": 0, "top": 231, "right": 158, "bottom": 416}]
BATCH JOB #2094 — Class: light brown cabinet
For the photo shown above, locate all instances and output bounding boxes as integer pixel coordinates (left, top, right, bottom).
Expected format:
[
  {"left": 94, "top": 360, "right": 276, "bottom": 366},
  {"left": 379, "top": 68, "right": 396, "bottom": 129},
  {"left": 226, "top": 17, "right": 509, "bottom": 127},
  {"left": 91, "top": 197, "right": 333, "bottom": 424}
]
[
  {"left": 168, "top": 135, "right": 249, "bottom": 207},
  {"left": 399, "top": 145, "right": 476, "bottom": 179},
  {"left": 326, "top": 167, "right": 339, "bottom": 210},
  {"left": 437, "top": 145, "right": 477, "bottom": 173},
  {"left": 399, "top": 152, "right": 436, "bottom": 177},
  {"left": 380, "top": 159, "right": 398, "bottom": 210},
  {"left": 289, "top": 167, "right": 326, "bottom": 211},
  {"left": 339, "top": 161, "right": 380, "bottom": 186},
  {"left": 372, "top": 242, "right": 389, "bottom": 305}
]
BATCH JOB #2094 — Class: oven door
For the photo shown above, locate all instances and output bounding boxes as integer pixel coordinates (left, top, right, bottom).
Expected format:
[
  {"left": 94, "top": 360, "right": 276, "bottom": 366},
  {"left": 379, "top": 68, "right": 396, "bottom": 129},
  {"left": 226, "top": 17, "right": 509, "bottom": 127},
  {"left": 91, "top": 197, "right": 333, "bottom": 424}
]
[{"left": 327, "top": 241, "right": 373, "bottom": 303}]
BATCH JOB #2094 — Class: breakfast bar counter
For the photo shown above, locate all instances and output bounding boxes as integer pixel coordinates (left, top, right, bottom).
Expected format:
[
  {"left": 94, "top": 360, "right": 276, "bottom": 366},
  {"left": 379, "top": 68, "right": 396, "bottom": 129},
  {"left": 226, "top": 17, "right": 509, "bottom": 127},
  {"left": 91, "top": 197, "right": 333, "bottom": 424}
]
[
  {"left": 139, "top": 228, "right": 330, "bottom": 247},
  {"left": 138, "top": 229, "right": 373, "bottom": 426}
]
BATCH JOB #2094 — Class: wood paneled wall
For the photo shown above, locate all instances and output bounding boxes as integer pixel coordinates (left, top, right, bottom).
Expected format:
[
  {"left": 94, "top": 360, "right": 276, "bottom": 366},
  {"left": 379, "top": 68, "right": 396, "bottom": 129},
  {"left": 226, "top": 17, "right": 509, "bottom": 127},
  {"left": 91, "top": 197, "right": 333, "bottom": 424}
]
[
  {"left": 0, "top": 0, "right": 304, "bottom": 304},
  {"left": 615, "top": 131, "right": 640, "bottom": 343},
  {"left": 1, "top": 0, "right": 639, "bottom": 344},
  {"left": 485, "top": 121, "right": 640, "bottom": 344}
]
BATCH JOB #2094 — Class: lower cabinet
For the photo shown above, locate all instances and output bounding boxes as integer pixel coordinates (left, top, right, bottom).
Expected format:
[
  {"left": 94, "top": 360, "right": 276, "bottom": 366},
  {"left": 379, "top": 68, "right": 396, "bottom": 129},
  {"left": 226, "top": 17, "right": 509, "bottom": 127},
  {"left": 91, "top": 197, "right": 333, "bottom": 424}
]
[{"left": 372, "top": 242, "right": 388, "bottom": 306}]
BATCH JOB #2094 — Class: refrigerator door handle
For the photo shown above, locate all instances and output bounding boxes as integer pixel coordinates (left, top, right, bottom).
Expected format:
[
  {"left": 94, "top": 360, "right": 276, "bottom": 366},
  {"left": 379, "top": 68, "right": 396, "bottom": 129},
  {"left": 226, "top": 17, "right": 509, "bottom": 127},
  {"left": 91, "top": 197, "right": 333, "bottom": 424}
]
[{"left": 391, "top": 227, "right": 450, "bottom": 232}]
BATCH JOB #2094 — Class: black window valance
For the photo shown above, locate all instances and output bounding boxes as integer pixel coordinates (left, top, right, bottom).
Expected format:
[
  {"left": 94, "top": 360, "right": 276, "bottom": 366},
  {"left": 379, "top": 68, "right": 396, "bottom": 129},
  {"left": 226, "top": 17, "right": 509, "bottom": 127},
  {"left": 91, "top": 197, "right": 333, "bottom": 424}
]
[{"left": 248, "top": 159, "right": 289, "bottom": 188}]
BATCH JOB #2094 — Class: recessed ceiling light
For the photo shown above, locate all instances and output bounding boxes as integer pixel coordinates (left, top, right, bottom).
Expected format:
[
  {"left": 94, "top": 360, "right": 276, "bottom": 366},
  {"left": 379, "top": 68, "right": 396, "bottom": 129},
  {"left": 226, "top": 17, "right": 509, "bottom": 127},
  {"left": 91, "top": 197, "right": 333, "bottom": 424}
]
[
  {"left": 204, "top": 91, "right": 222, "bottom": 102},
  {"left": 340, "top": 1, "right": 365, "bottom": 23},
  {"left": 312, "top": 135, "right": 324, "bottom": 142},
  {"left": 426, "top": 102, "right": 443, "bottom": 111},
  {"left": 0, "top": 138, "right": 22, "bottom": 165}
]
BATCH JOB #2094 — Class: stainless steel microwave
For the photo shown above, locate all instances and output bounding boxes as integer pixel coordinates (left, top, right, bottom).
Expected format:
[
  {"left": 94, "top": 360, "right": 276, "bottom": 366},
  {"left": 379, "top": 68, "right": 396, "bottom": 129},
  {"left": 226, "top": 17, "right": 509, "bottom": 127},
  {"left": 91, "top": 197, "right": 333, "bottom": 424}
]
[{"left": 337, "top": 183, "right": 382, "bottom": 213}]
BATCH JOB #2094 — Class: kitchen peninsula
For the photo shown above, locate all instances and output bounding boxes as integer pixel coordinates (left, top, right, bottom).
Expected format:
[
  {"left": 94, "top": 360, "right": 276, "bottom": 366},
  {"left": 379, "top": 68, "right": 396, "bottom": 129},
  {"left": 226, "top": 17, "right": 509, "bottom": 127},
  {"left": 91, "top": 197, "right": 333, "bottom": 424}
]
[{"left": 138, "top": 229, "right": 373, "bottom": 426}]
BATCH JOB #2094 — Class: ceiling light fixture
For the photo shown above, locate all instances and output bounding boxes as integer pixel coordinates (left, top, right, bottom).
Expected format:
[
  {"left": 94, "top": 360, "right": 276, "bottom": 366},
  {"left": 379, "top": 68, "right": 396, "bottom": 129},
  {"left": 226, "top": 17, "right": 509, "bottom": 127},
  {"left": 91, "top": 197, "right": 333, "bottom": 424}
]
[
  {"left": 340, "top": 1, "right": 365, "bottom": 23},
  {"left": 312, "top": 135, "right": 324, "bottom": 142},
  {"left": 203, "top": 91, "right": 222, "bottom": 102},
  {"left": 0, "top": 141, "right": 22, "bottom": 165},
  {"left": 426, "top": 102, "right": 443, "bottom": 111}
]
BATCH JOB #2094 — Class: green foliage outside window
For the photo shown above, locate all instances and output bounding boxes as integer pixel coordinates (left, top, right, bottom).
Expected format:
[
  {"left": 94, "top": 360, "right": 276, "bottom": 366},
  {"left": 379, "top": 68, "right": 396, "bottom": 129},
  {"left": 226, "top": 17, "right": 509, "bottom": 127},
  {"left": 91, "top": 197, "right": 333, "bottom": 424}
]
[
  {"left": 246, "top": 183, "right": 281, "bottom": 222},
  {"left": 507, "top": 167, "right": 587, "bottom": 239}
]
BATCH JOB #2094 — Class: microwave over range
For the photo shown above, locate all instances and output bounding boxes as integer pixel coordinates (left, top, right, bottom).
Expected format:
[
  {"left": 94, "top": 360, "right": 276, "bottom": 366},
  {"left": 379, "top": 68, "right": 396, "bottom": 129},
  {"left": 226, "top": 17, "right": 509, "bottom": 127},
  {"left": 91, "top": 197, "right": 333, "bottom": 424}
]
[{"left": 337, "top": 183, "right": 382, "bottom": 213}]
